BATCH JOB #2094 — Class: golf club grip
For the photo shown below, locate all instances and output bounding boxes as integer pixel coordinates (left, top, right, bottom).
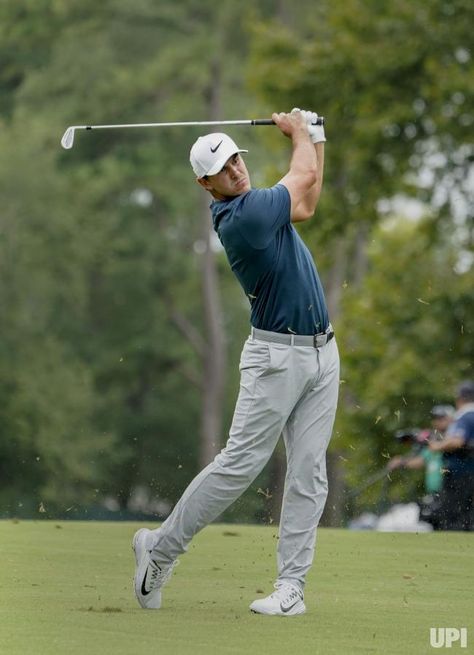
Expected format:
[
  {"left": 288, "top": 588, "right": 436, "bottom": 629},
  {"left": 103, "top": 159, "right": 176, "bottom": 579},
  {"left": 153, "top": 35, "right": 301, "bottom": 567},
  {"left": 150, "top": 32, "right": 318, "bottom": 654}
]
[{"left": 252, "top": 117, "right": 325, "bottom": 126}]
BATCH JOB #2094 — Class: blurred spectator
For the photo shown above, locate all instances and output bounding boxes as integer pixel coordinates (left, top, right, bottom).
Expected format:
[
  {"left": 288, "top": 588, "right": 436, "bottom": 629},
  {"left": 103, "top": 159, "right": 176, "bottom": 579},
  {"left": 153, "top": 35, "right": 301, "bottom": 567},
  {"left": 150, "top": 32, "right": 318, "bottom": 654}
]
[
  {"left": 429, "top": 381, "right": 474, "bottom": 531},
  {"left": 388, "top": 405, "right": 454, "bottom": 529}
]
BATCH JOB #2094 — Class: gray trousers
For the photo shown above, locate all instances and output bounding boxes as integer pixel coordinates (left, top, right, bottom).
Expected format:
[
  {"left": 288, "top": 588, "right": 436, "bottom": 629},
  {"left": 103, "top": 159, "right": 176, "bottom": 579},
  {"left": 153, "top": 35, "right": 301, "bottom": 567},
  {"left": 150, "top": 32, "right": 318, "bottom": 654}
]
[{"left": 149, "top": 333, "right": 340, "bottom": 589}]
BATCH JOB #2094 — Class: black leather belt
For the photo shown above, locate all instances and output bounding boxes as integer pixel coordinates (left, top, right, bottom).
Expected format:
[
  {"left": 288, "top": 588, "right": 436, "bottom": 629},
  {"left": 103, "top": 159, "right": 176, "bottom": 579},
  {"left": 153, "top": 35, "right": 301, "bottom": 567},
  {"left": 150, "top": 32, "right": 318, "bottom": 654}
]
[{"left": 251, "top": 325, "right": 335, "bottom": 348}]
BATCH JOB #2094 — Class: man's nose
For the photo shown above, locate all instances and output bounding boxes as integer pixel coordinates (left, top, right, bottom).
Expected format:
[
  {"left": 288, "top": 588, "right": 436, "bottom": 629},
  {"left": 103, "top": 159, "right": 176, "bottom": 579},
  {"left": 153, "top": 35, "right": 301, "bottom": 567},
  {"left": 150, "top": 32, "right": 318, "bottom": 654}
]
[{"left": 228, "top": 163, "right": 239, "bottom": 177}]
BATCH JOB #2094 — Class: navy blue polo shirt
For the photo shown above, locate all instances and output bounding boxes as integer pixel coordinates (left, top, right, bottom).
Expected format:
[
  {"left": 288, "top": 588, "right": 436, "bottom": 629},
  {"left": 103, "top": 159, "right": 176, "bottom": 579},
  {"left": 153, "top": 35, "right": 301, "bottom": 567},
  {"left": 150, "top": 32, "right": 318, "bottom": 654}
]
[
  {"left": 445, "top": 405, "right": 474, "bottom": 474},
  {"left": 211, "top": 184, "right": 329, "bottom": 335}
]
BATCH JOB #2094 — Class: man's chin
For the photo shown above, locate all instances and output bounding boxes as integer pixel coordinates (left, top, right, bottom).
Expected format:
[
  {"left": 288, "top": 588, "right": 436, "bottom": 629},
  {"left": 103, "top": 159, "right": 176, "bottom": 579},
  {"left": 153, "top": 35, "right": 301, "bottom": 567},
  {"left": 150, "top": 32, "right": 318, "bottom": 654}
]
[{"left": 235, "top": 180, "right": 251, "bottom": 193}]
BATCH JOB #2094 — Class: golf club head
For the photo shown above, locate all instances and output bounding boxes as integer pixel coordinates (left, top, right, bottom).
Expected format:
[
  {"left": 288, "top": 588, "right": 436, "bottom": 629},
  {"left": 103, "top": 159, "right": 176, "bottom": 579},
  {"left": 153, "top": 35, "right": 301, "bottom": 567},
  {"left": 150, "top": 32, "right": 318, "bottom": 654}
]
[{"left": 61, "top": 127, "right": 76, "bottom": 149}]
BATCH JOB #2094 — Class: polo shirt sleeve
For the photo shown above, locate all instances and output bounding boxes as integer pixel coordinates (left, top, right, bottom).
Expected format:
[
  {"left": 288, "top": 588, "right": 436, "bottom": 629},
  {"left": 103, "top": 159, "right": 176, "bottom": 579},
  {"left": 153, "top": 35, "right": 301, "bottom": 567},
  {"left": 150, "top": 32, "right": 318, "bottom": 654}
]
[{"left": 236, "top": 184, "right": 291, "bottom": 249}]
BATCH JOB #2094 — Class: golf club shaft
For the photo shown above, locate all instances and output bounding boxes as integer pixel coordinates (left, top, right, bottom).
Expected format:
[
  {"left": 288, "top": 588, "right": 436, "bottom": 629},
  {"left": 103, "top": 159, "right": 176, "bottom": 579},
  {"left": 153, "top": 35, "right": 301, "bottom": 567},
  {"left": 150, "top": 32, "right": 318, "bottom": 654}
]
[
  {"left": 346, "top": 467, "right": 391, "bottom": 498},
  {"left": 82, "top": 118, "right": 323, "bottom": 129},
  {"left": 61, "top": 117, "right": 325, "bottom": 149}
]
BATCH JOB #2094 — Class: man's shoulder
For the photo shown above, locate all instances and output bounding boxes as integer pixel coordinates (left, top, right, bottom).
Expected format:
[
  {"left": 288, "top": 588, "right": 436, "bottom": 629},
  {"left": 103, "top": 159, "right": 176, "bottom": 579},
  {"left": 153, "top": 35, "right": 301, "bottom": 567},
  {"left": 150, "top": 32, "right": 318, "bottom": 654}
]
[
  {"left": 451, "top": 405, "right": 474, "bottom": 441},
  {"left": 214, "top": 184, "right": 292, "bottom": 251},
  {"left": 454, "top": 404, "right": 474, "bottom": 425},
  {"left": 245, "top": 184, "right": 289, "bottom": 201},
  {"left": 239, "top": 184, "right": 291, "bottom": 221},
  {"left": 211, "top": 194, "right": 244, "bottom": 230},
  {"left": 217, "top": 185, "right": 288, "bottom": 223}
]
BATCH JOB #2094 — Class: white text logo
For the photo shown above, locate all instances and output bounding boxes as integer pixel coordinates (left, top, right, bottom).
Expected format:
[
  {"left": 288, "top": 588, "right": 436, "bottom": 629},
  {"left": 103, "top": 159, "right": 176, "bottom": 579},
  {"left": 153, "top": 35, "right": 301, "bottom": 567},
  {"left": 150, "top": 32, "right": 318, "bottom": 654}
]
[{"left": 430, "top": 628, "right": 468, "bottom": 649}]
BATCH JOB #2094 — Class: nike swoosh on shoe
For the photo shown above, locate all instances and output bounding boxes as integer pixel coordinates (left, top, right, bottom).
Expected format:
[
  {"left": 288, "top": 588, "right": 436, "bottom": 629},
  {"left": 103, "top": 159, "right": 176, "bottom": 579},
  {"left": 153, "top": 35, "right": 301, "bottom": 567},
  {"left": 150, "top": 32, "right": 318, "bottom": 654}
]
[
  {"left": 280, "top": 598, "right": 300, "bottom": 613},
  {"left": 141, "top": 568, "right": 152, "bottom": 596}
]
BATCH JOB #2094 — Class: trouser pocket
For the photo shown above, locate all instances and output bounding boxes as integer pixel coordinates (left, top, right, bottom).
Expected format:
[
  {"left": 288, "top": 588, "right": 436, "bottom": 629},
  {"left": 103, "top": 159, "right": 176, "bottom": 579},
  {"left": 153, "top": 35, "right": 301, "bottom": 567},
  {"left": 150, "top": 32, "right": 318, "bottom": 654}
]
[{"left": 239, "top": 339, "right": 271, "bottom": 375}]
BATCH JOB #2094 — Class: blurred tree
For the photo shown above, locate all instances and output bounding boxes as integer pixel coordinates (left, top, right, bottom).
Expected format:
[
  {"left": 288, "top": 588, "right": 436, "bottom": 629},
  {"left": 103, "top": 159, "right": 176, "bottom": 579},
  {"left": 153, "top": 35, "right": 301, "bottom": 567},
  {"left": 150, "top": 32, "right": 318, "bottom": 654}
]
[
  {"left": 0, "top": 122, "right": 118, "bottom": 512},
  {"left": 247, "top": 0, "right": 473, "bottom": 522},
  {"left": 338, "top": 216, "right": 473, "bottom": 512},
  {"left": 0, "top": 0, "right": 278, "bottom": 517},
  {"left": 0, "top": 0, "right": 471, "bottom": 525}
]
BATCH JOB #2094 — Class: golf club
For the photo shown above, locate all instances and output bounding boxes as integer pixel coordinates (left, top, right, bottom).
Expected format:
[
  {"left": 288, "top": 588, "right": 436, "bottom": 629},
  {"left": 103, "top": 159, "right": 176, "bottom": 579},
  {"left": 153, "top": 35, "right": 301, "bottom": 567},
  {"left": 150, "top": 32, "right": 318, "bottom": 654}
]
[{"left": 60, "top": 117, "right": 325, "bottom": 150}]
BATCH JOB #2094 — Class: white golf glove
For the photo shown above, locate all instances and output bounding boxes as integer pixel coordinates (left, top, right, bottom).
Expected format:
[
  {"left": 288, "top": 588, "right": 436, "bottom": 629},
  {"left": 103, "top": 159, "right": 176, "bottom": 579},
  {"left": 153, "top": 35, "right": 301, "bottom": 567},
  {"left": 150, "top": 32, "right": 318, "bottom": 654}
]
[{"left": 291, "top": 107, "right": 326, "bottom": 144}]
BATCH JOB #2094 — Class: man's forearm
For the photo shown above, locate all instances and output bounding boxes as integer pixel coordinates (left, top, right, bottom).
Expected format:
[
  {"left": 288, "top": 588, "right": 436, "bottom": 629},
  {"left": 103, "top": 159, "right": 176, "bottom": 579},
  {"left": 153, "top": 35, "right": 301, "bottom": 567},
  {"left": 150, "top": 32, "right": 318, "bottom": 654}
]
[
  {"left": 289, "top": 128, "right": 318, "bottom": 180},
  {"left": 430, "top": 436, "right": 465, "bottom": 452},
  {"left": 296, "top": 143, "right": 324, "bottom": 218},
  {"left": 312, "top": 142, "right": 325, "bottom": 207},
  {"left": 273, "top": 111, "right": 321, "bottom": 221}
]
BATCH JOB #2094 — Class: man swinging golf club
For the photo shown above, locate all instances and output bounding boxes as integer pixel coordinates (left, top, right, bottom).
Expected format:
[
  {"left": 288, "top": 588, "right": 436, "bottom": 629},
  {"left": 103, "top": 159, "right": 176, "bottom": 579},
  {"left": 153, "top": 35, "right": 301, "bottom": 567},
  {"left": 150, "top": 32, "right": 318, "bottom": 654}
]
[{"left": 133, "top": 109, "right": 339, "bottom": 616}]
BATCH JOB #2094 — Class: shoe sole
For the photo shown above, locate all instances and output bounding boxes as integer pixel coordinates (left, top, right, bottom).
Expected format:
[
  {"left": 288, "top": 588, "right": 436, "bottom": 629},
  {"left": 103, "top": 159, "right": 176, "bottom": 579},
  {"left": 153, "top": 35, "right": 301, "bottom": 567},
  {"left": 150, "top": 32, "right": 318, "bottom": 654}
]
[
  {"left": 132, "top": 528, "right": 161, "bottom": 609},
  {"left": 250, "top": 601, "right": 306, "bottom": 616},
  {"left": 132, "top": 528, "right": 149, "bottom": 566}
]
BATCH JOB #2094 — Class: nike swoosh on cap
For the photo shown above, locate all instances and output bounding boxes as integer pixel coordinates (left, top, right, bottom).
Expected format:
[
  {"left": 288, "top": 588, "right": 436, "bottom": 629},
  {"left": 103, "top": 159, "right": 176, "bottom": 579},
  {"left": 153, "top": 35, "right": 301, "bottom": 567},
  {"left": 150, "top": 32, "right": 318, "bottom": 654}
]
[{"left": 210, "top": 140, "right": 223, "bottom": 153}]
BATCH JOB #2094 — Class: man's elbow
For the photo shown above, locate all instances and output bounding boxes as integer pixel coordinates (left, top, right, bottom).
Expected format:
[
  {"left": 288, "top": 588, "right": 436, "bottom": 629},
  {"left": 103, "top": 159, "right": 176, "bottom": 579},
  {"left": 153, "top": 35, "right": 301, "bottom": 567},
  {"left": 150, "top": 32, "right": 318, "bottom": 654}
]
[
  {"left": 291, "top": 205, "right": 315, "bottom": 222},
  {"left": 298, "top": 171, "right": 319, "bottom": 218},
  {"left": 305, "top": 168, "right": 318, "bottom": 189},
  {"left": 441, "top": 435, "right": 465, "bottom": 451}
]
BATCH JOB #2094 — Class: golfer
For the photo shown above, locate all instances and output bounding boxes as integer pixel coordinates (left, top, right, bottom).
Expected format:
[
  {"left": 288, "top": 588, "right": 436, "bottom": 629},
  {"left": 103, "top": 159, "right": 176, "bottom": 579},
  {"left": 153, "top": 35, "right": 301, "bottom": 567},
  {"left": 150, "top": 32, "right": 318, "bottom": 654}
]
[{"left": 133, "top": 109, "right": 340, "bottom": 616}]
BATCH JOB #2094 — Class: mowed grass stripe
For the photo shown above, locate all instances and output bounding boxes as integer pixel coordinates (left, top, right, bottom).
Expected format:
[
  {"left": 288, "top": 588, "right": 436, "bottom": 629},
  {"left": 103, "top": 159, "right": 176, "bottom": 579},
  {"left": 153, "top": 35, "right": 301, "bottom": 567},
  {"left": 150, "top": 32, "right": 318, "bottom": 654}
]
[{"left": 0, "top": 521, "right": 472, "bottom": 655}]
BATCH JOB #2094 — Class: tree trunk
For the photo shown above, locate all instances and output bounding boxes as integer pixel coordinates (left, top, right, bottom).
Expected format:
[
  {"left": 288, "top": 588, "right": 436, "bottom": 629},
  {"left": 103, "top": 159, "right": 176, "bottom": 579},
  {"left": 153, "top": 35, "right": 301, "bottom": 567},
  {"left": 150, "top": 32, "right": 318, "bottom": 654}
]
[
  {"left": 326, "top": 236, "right": 348, "bottom": 320},
  {"left": 353, "top": 221, "right": 369, "bottom": 287},
  {"left": 320, "top": 235, "right": 348, "bottom": 527},
  {"left": 321, "top": 224, "right": 369, "bottom": 526},
  {"left": 198, "top": 60, "right": 226, "bottom": 469},
  {"left": 199, "top": 194, "right": 226, "bottom": 468},
  {"left": 320, "top": 450, "right": 347, "bottom": 527}
]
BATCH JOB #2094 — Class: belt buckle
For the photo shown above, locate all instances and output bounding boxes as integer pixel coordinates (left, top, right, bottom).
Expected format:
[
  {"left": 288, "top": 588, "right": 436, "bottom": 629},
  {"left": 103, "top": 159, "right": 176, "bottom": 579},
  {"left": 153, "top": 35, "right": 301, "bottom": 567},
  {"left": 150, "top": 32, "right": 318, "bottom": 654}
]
[
  {"left": 313, "top": 333, "right": 323, "bottom": 348},
  {"left": 314, "top": 330, "right": 333, "bottom": 348}
]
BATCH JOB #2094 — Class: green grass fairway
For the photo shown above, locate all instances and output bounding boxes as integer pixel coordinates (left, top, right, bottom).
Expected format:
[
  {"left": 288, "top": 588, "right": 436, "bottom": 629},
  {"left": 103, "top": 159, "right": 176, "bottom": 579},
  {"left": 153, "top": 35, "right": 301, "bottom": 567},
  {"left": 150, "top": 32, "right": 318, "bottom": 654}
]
[{"left": 0, "top": 521, "right": 472, "bottom": 655}]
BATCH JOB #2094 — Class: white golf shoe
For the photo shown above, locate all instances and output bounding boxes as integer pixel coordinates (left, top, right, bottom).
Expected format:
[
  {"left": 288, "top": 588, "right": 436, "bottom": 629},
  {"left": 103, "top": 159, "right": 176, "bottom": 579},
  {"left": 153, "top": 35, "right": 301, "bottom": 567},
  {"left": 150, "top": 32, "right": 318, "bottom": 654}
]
[
  {"left": 132, "top": 528, "right": 178, "bottom": 609},
  {"left": 250, "top": 582, "right": 306, "bottom": 616}
]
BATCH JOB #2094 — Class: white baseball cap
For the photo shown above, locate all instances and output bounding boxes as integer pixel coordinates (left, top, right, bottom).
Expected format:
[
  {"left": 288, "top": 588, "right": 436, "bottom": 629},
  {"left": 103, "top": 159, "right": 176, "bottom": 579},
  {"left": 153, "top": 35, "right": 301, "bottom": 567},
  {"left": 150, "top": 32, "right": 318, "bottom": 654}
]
[{"left": 190, "top": 133, "right": 248, "bottom": 178}]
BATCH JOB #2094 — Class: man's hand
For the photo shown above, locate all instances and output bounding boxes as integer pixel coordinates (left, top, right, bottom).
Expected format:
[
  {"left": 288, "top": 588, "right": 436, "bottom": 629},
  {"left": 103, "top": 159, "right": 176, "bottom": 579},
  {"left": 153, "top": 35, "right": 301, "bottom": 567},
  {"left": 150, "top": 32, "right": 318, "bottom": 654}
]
[
  {"left": 272, "top": 111, "right": 310, "bottom": 140},
  {"left": 291, "top": 108, "right": 326, "bottom": 144},
  {"left": 308, "top": 116, "right": 326, "bottom": 144},
  {"left": 387, "top": 456, "right": 404, "bottom": 471},
  {"left": 272, "top": 110, "right": 319, "bottom": 221}
]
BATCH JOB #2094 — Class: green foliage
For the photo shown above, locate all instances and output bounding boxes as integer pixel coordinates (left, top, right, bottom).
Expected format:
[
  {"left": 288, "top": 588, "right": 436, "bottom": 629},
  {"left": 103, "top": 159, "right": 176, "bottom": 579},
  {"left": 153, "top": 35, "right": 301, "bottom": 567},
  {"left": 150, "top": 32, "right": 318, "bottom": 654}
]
[
  {"left": 0, "top": 0, "right": 261, "bottom": 517},
  {"left": 335, "top": 217, "right": 473, "bottom": 508},
  {"left": 248, "top": 0, "right": 474, "bottom": 236},
  {"left": 248, "top": 0, "right": 473, "bottom": 513},
  {"left": 0, "top": 0, "right": 472, "bottom": 521}
]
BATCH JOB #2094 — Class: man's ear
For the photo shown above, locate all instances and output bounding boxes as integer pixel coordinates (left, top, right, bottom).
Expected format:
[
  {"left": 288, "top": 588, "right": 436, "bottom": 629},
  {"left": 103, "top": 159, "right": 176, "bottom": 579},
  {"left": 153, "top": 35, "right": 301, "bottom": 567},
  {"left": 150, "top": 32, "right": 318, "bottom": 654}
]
[{"left": 196, "top": 177, "right": 212, "bottom": 192}]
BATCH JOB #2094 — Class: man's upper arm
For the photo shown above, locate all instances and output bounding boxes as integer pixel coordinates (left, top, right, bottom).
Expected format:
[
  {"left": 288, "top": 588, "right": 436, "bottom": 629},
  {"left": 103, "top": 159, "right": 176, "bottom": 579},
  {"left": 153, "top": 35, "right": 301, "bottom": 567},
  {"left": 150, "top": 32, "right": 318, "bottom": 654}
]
[{"left": 278, "top": 169, "right": 317, "bottom": 222}]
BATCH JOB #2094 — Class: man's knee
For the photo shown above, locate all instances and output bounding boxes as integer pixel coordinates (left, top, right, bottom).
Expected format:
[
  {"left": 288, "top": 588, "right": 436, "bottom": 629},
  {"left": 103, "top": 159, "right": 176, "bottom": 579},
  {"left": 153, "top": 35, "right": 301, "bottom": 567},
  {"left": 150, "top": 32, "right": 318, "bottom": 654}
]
[{"left": 214, "top": 448, "right": 269, "bottom": 484}]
